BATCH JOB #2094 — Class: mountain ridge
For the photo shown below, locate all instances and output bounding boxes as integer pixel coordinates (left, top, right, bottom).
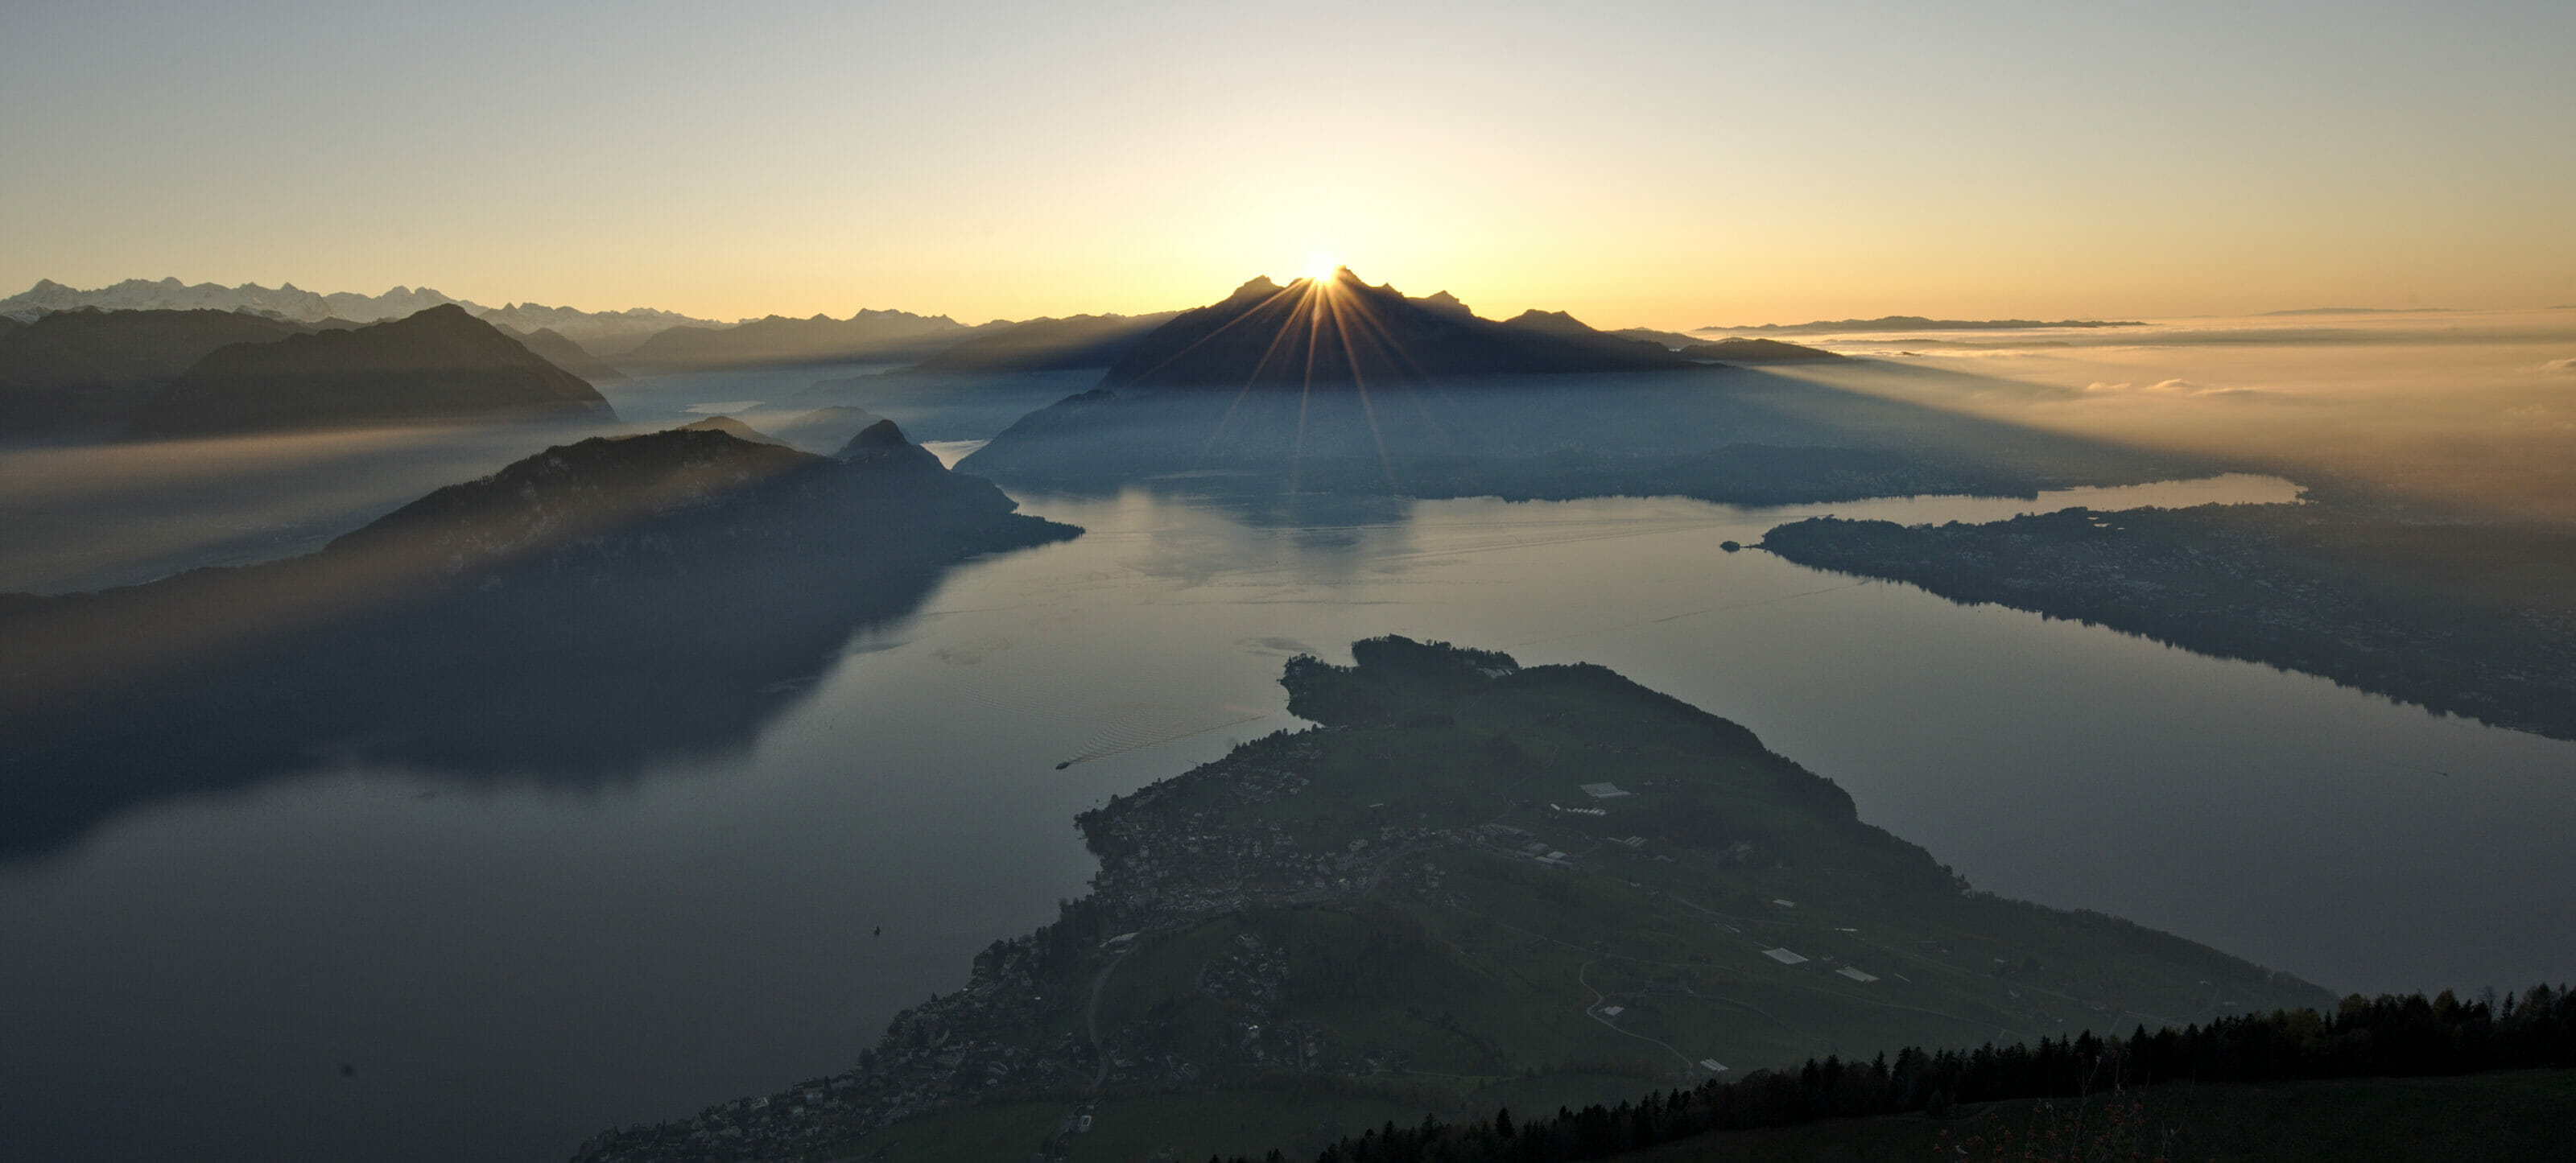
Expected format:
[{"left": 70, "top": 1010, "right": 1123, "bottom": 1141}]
[
  {"left": 1101, "top": 267, "right": 1685, "bottom": 389},
  {"left": 0, "top": 307, "right": 320, "bottom": 433},
  {"left": 126, "top": 303, "right": 614, "bottom": 437},
  {"left": 1, "top": 278, "right": 731, "bottom": 357}
]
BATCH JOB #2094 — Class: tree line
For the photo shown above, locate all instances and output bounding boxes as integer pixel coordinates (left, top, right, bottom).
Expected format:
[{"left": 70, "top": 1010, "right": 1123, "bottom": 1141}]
[{"left": 1212, "top": 984, "right": 2576, "bottom": 1163}]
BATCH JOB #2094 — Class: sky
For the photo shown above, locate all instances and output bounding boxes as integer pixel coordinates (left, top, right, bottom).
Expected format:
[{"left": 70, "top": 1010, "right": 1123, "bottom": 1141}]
[{"left": 3, "top": 0, "right": 2571, "bottom": 329}]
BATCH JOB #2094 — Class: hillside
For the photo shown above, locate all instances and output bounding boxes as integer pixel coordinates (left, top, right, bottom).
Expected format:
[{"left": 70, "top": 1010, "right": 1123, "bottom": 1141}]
[
  {"left": 669, "top": 414, "right": 786, "bottom": 444},
  {"left": 125, "top": 304, "right": 614, "bottom": 436},
  {"left": 0, "top": 308, "right": 314, "bottom": 432},
  {"left": 0, "top": 422, "right": 1078, "bottom": 857},
  {"left": 762, "top": 405, "right": 888, "bottom": 452},
  {"left": 571, "top": 637, "right": 2327, "bottom": 1163},
  {"left": 497, "top": 322, "right": 630, "bottom": 384},
  {"left": 1759, "top": 504, "right": 2576, "bottom": 742}
]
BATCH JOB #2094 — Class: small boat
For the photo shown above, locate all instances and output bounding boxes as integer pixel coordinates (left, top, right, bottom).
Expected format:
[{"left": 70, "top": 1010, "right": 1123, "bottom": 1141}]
[{"left": 1055, "top": 761, "right": 1071, "bottom": 770}]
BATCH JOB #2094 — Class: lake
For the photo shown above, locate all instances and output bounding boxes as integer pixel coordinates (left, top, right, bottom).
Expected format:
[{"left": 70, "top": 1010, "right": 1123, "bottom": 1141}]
[{"left": 3, "top": 472, "right": 2570, "bottom": 1162}]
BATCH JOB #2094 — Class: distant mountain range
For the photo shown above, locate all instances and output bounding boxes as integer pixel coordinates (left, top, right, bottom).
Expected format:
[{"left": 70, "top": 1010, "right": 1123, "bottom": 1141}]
[
  {"left": 1102, "top": 267, "right": 1683, "bottom": 388},
  {"left": 471, "top": 301, "right": 725, "bottom": 354},
  {"left": 126, "top": 304, "right": 613, "bottom": 437},
  {"left": 0, "top": 278, "right": 727, "bottom": 356},
  {"left": 6, "top": 276, "right": 1889, "bottom": 379},
  {"left": 617, "top": 307, "right": 997, "bottom": 370},
  {"left": 907, "top": 311, "right": 1179, "bottom": 373},
  {"left": 1697, "top": 315, "right": 2146, "bottom": 334}
]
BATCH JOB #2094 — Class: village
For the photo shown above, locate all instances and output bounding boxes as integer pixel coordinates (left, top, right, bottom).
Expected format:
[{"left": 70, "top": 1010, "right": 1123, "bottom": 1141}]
[{"left": 572, "top": 728, "right": 1590, "bottom": 1163}]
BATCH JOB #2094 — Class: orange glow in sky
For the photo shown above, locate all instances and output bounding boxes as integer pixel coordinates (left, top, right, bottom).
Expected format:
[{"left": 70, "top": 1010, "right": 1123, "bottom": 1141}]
[{"left": 2, "top": 2, "right": 2570, "bottom": 328}]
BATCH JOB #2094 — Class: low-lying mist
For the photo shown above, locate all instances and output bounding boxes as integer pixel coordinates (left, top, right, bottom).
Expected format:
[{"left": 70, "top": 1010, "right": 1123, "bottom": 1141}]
[
  {"left": 1771, "top": 308, "right": 2576, "bottom": 522},
  {"left": 0, "top": 420, "right": 624, "bottom": 594}
]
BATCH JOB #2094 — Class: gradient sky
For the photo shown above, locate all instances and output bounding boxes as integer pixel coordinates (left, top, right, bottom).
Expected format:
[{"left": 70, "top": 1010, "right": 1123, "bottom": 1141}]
[{"left": 4, "top": 1, "right": 2570, "bottom": 328}]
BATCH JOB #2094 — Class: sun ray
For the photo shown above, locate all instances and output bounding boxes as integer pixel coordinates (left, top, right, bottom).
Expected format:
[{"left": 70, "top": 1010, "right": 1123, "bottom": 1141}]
[{"left": 1323, "top": 284, "right": 1402, "bottom": 494}]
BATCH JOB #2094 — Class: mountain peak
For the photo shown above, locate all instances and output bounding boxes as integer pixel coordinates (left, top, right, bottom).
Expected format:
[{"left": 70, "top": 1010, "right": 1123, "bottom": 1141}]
[
  {"left": 1100, "top": 270, "right": 1685, "bottom": 389},
  {"left": 1228, "top": 276, "right": 1284, "bottom": 301},
  {"left": 670, "top": 415, "right": 786, "bottom": 446},
  {"left": 125, "top": 304, "right": 613, "bottom": 437},
  {"left": 1501, "top": 308, "right": 1599, "bottom": 336},
  {"left": 842, "top": 417, "right": 910, "bottom": 448},
  {"left": 1413, "top": 291, "right": 1473, "bottom": 317}
]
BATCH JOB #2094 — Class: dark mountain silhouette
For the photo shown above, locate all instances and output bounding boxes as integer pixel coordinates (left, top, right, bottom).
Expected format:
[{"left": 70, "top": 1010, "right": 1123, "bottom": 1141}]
[
  {"left": 0, "top": 423, "right": 1079, "bottom": 860},
  {"left": 0, "top": 308, "right": 313, "bottom": 433},
  {"left": 1677, "top": 336, "right": 1846, "bottom": 362},
  {"left": 670, "top": 414, "right": 786, "bottom": 444},
  {"left": 468, "top": 300, "right": 726, "bottom": 355},
  {"left": 494, "top": 322, "right": 630, "bottom": 384},
  {"left": 964, "top": 271, "right": 2206, "bottom": 505},
  {"left": 762, "top": 405, "right": 887, "bottom": 452},
  {"left": 906, "top": 311, "right": 1179, "bottom": 373},
  {"left": 620, "top": 307, "right": 992, "bottom": 370},
  {"left": 0, "top": 316, "right": 19, "bottom": 337},
  {"left": 1100, "top": 268, "right": 1685, "bottom": 389},
  {"left": 125, "top": 304, "right": 613, "bottom": 437},
  {"left": 1610, "top": 325, "right": 1702, "bottom": 348},
  {"left": 832, "top": 416, "right": 942, "bottom": 465},
  {"left": 1698, "top": 315, "right": 2146, "bottom": 335}
]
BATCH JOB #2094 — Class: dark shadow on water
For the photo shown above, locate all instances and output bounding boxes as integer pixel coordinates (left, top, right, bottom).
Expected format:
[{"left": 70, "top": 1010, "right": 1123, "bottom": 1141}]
[
  {"left": 961, "top": 366, "right": 2225, "bottom": 508},
  {"left": 0, "top": 428, "right": 1079, "bottom": 863}
]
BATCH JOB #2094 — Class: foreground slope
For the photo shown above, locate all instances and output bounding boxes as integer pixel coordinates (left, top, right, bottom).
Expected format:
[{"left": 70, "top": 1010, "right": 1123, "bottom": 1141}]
[
  {"left": 573, "top": 637, "right": 2324, "bottom": 1163},
  {"left": 0, "top": 421, "right": 1078, "bottom": 857}
]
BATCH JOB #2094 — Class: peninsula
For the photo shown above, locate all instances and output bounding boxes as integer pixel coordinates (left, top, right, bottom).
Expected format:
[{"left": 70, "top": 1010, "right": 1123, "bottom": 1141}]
[
  {"left": 1760, "top": 504, "right": 2576, "bottom": 742},
  {"left": 572, "top": 638, "right": 2325, "bottom": 1163}
]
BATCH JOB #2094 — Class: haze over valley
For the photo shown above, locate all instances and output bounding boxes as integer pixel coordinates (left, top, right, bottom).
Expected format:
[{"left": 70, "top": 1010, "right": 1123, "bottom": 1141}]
[{"left": 4, "top": 3, "right": 2572, "bottom": 1161}]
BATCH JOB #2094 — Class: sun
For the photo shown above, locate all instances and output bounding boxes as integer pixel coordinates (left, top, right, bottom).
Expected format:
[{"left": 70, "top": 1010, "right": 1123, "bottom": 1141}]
[{"left": 1302, "top": 254, "right": 1342, "bottom": 283}]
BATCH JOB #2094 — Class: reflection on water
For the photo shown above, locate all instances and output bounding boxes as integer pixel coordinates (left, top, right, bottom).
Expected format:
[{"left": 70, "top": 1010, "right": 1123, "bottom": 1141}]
[{"left": 6, "top": 472, "right": 2570, "bottom": 1163}]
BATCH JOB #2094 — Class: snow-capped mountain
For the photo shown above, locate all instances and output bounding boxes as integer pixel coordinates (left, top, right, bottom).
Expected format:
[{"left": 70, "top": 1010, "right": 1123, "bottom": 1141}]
[{"left": 0, "top": 278, "right": 730, "bottom": 354}]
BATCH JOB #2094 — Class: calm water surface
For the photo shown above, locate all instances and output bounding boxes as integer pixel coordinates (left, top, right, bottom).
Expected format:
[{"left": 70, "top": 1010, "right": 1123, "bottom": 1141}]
[{"left": 5, "top": 473, "right": 2571, "bottom": 1162}]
